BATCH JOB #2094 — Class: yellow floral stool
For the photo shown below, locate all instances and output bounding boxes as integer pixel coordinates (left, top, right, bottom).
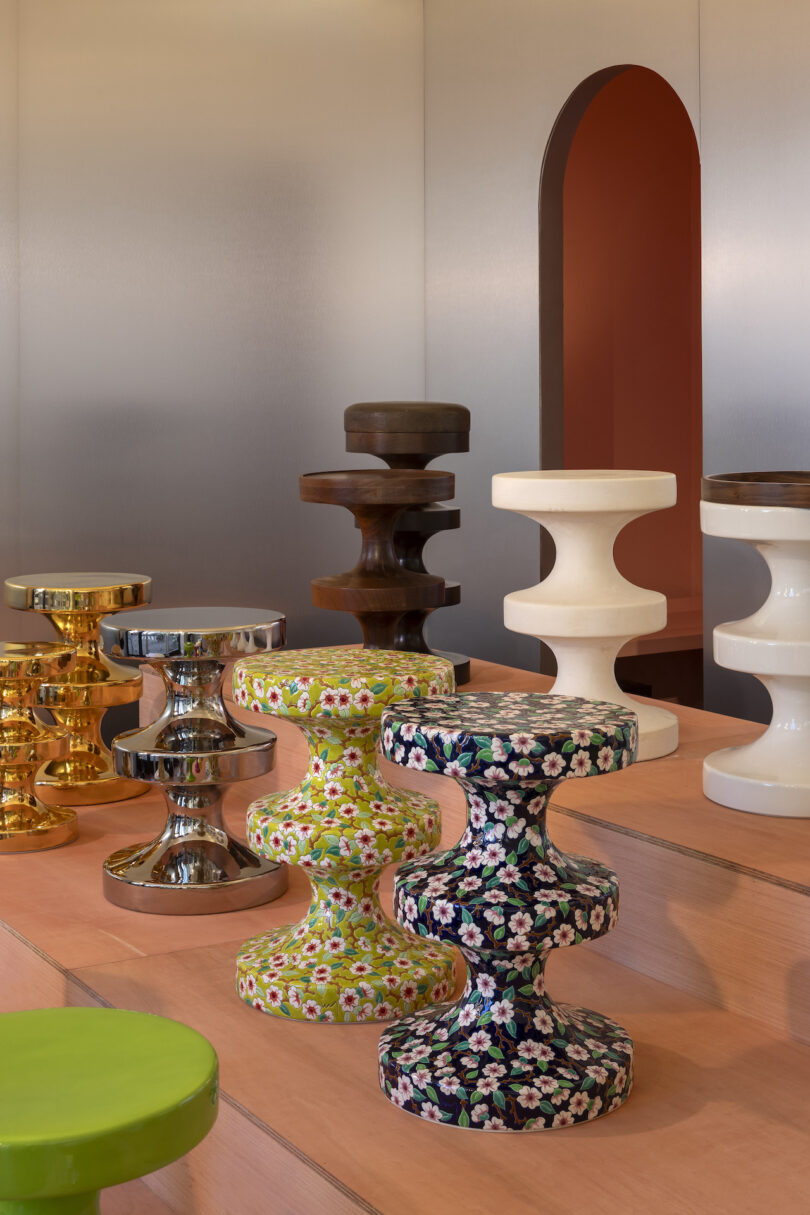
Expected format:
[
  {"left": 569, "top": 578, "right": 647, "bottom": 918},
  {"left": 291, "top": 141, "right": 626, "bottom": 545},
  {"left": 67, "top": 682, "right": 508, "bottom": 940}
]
[{"left": 234, "top": 647, "right": 457, "bottom": 1024}]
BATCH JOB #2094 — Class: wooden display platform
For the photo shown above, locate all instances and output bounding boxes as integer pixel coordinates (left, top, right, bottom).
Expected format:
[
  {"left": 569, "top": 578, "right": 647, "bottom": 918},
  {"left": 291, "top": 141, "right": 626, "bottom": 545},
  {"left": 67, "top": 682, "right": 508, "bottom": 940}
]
[{"left": 1, "top": 658, "right": 808, "bottom": 1213}]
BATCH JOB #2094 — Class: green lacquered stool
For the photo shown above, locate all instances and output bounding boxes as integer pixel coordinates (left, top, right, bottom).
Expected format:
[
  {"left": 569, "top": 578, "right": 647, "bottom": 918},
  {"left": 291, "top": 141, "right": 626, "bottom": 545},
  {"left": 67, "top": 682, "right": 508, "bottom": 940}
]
[{"left": 0, "top": 1008, "right": 218, "bottom": 1214}]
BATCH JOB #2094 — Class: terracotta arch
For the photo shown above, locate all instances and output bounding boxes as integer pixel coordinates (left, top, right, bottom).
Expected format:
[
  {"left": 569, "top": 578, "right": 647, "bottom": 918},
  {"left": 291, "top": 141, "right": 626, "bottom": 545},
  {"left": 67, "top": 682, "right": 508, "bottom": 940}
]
[{"left": 538, "top": 65, "right": 703, "bottom": 703}]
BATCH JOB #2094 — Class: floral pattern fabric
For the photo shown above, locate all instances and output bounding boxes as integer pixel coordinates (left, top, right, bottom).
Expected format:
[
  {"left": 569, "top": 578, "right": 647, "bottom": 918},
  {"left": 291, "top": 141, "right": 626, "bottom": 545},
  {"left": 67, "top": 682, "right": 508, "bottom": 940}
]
[
  {"left": 377, "top": 691, "right": 637, "bottom": 1130},
  {"left": 234, "top": 647, "right": 457, "bottom": 1024}
]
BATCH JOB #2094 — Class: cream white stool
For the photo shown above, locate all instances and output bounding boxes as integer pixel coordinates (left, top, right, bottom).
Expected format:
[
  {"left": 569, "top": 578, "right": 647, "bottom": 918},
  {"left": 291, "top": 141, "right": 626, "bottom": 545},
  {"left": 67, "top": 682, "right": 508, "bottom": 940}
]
[
  {"left": 702, "top": 471, "right": 810, "bottom": 817},
  {"left": 492, "top": 469, "right": 678, "bottom": 761}
]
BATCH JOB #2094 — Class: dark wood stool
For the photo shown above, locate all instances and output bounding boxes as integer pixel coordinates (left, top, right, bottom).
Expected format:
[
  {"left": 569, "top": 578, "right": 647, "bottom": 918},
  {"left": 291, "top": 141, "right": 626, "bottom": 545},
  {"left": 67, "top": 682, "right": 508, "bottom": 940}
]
[
  {"left": 345, "top": 401, "right": 471, "bottom": 682},
  {"left": 300, "top": 468, "right": 452, "bottom": 649}
]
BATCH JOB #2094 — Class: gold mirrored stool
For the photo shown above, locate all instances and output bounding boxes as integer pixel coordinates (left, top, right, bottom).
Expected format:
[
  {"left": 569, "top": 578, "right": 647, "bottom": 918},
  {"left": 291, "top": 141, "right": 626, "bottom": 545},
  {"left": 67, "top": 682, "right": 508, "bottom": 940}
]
[
  {"left": 0, "top": 642, "right": 77, "bottom": 853},
  {"left": 4, "top": 572, "right": 152, "bottom": 805}
]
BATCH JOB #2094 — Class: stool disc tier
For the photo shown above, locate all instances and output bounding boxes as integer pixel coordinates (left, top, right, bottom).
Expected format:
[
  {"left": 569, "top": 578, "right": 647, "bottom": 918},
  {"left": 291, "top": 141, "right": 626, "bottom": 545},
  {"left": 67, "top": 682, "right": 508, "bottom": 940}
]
[
  {"left": 0, "top": 642, "right": 77, "bottom": 853},
  {"left": 378, "top": 691, "right": 637, "bottom": 1131},
  {"left": 301, "top": 469, "right": 452, "bottom": 649},
  {"left": 493, "top": 470, "right": 678, "bottom": 761},
  {"left": 100, "top": 607, "right": 288, "bottom": 913},
  {"left": 702, "top": 471, "right": 810, "bottom": 816},
  {"left": 4, "top": 572, "right": 151, "bottom": 805},
  {"left": 0, "top": 1007, "right": 217, "bottom": 1212},
  {"left": 235, "top": 647, "right": 457, "bottom": 1024}
]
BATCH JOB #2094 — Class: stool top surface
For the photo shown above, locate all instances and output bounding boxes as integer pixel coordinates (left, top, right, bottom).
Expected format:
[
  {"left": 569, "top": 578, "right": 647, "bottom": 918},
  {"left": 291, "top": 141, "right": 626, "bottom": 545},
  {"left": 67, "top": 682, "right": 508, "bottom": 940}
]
[
  {"left": 235, "top": 646, "right": 455, "bottom": 718},
  {"left": 0, "top": 1007, "right": 217, "bottom": 1197},
  {"left": 0, "top": 641, "right": 75, "bottom": 682},
  {"left": 492, "top": 469, "right": 676, "bottom": 513},
  {"left": 381, "top": 691, "right": 637, "bottom": 781},
  {"left": 300, "top": 468, "right": 454, "bottom": 507},
  {"left": 702, "top": 470, "right": 810, "bottom": 508},
  {"left": 100, "top": 607, "right": 286, "bottom": 663},
  {"left": 5, "top": 572, "right": 152, "bottom": 614},
  {"left": 345, "top": 401, "right": 470, "bottom": 434}
]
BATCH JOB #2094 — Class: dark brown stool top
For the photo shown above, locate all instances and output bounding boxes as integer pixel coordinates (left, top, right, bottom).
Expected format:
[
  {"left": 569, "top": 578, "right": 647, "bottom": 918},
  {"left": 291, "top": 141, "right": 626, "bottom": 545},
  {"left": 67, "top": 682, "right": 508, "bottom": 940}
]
[
  {"left": 702, "top": 471, "right": 810, "bottom": 508},
  {"left": 345, "top": 401, "right": 470, "bottom": 465}
]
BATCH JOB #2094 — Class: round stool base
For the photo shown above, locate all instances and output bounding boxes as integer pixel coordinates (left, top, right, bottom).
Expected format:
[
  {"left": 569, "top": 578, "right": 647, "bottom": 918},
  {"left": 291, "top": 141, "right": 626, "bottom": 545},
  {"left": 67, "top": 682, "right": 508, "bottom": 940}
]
[
  {"left": 704, "top": 747, "right": 810, "bottom": 817},
  {"left": 0, "top": 806, "right": 78, "bottom": 854},
  {"left": 103, "top": 853, "right": 288, "bottom": 914},
  {"left": 633, "top": 707, "right": 678, "bottom": 762},
  {"left": 37, "top": 771, "right": 146, "bottom": 807},
  {"left": 237, "top": 921, "right": 456, "bottom": 1024},
  {"left": 379, "top": 999, "right": 633, "bottom": 1131}
]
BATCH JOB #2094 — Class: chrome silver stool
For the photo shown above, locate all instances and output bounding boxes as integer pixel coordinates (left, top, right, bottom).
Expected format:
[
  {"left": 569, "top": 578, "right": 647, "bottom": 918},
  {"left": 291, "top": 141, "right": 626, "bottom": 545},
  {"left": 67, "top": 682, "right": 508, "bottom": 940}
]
[{"left": 99, "top": 607, "right": 287, "bottom": 914}]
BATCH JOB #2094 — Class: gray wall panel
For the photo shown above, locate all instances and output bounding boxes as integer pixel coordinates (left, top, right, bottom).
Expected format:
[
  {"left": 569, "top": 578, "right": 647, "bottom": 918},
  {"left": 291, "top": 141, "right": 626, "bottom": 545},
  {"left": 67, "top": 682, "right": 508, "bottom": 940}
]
[
  {"left": 0, "top": 0, "right": 20, "bottom": 634},
  {"left": 14, "top": 0, "right": 424, "bottom": 648}
]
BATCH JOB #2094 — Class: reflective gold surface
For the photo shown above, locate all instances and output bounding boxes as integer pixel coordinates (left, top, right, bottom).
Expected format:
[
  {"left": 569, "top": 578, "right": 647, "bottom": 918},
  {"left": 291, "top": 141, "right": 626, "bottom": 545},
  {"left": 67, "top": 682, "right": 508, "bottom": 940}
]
[
  {"left": 4, "top": 573, "right": 152, "bottom": 805},
  {"left": 0, "top": 642, "right": 78, "bottom": 852}
]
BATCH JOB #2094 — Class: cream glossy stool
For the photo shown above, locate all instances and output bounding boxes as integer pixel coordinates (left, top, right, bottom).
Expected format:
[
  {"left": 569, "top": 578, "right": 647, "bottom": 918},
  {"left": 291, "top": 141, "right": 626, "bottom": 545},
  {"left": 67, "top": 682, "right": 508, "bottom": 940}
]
[
  {"left": 492, "top": 469, "right": 678, "bottom": 761},
  {"left": 702, "top": 471, "right": 810, "bottom": 816}
]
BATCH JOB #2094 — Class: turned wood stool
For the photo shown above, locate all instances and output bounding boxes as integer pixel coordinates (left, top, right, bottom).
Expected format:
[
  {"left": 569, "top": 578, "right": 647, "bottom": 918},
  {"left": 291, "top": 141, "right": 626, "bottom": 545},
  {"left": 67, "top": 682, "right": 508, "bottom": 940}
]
[
  {"left": 99, "top": 607, "right": 288, "bottom": 913},
  {"left": 300, "top": 469, "right": 452, "bottom": 649},
  {"left": 0, "top": 642, "right": 77, "bottom": 853},
  {"left": 378, "top": 690, "right": 637, "bottom": 1130},
  {"left": 345, "top": 401, "right": 471, "bottom": 682},
  {"left": 235, "top": 647, "right": 457, "bottom": 1023},
  {"left": 0, "top": 1007, "right": 217, "bottom": 1214},
  {"left": 4, "top": 573, "right": 151, "bottom": 804},
  {"left": 702, "top": 471, "right": 810, "bottom": 816}
]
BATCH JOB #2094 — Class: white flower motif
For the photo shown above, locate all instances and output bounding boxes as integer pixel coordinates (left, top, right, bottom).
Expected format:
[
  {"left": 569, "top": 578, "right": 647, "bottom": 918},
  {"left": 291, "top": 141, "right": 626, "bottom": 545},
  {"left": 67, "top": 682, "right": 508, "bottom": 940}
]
[{"left": 542, "top": 752, "right": 565, "bottom": 778}]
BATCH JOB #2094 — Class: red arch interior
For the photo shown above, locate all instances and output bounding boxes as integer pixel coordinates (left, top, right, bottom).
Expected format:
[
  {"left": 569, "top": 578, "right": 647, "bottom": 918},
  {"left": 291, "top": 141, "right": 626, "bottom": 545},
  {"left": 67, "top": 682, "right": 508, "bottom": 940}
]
[{"left": 562, "top": 68, "right": 702, "bottom": 653}]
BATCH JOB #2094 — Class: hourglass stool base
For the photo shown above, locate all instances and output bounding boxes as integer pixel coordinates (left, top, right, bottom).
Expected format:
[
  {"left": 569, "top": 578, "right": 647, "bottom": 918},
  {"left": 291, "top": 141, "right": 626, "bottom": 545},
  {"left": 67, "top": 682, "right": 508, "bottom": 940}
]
[
  {"left": 380, "top": 999, "right": 633, "bottom": 1131},
  {"left": 0, "top": 806, "right": 77, "bottom": 855},
  {"left": 103, "top": 822, "right": 288, "bottom": 915},
  {"left": 703, "top": 749, "right": 810, "bottom": 818}
]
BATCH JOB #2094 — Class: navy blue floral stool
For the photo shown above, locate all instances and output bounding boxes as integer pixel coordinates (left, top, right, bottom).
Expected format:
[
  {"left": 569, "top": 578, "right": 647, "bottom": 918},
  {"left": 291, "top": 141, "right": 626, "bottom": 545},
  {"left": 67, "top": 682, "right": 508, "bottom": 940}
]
[{"left": 378, "top": 691, "right": 637, "bottom": 1131}]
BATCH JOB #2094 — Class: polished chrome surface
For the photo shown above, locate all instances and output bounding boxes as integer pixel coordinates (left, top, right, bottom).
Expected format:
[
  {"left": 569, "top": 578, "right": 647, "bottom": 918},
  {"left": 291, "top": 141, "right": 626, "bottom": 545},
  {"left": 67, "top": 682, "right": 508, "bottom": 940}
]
[
  {"left": 4, "top": 572, "right": 151, "bottom": 805},
  {"left": 103, "top": 785, "right": 287, "bottom": 914},
  {"left": 100, "top": 607, "right": 286, "bottom": 664},
  {"left": 100, "top": 607, "right": 287, "bottom": 913},
  {"left": 0, "top": 643, "right": 78, "bottom": 852}
]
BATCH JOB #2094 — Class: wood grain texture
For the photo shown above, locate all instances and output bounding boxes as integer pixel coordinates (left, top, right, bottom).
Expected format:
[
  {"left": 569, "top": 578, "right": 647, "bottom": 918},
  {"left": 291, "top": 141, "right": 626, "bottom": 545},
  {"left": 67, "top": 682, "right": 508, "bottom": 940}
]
[
  {"left": 702, "top": 470, "right": 810, "bottom": 507},
  {"left": 3, "top": 651, "right": 810, "bottom": 1211},
  {"left": 75, "top": 942, "right": 810, "bottom": 1215}
]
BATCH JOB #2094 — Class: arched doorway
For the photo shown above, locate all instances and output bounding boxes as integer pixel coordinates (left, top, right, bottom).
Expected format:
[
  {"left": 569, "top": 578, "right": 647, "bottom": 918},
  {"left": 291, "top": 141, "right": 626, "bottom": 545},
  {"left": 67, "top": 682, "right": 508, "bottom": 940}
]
[{"left": 539, "top": 65, "right": 703, "bottom": 707}]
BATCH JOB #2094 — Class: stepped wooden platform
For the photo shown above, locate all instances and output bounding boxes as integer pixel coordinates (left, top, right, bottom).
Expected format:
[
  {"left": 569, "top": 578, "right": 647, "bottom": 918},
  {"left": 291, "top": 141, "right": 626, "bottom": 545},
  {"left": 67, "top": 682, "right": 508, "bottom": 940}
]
[{"left": 0, "top": 657, "right": 807, "bottom": 1213}]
